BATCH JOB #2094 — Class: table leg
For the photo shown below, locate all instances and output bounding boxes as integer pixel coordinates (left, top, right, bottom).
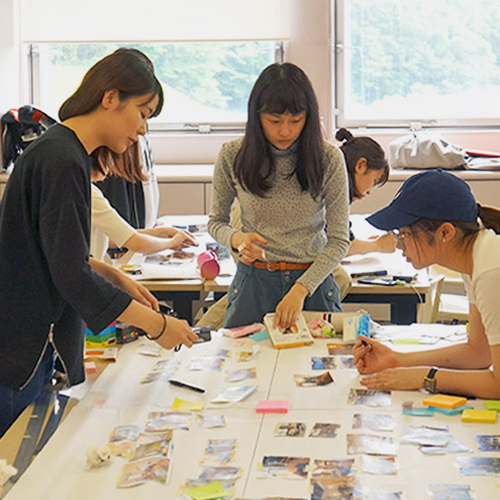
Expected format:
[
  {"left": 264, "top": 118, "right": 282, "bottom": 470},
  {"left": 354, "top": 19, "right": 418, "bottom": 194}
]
[
  {"left": 344, "top": 293, "right": 422, "bottom": 325},
  {"left": 152, "top": 291, "right": 201, "bottom": 324}
]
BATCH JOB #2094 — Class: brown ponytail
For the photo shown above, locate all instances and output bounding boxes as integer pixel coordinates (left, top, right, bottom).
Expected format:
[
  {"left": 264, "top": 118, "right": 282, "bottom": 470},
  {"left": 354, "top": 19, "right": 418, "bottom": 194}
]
[{"left": 478, "top": 204, "right": 500, "bottom": 234}]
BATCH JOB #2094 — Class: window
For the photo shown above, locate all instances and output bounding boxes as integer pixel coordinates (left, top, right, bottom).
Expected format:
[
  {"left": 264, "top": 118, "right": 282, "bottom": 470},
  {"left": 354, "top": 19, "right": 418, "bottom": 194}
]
[
  {"left": 335, "top": 0, "right": 500, "bottom": 128},
  {"left": 29, "top": 41, "right": 279, "bottom": 131}
]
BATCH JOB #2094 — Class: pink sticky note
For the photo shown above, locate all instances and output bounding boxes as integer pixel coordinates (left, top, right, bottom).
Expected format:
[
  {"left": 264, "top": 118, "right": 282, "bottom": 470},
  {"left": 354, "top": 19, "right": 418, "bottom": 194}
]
[
  {"left": 84, "top": 361, "right": 97, "bottom": 373},
  {"left": 256, "top": 400, "right": 291, "bottom": 413}
]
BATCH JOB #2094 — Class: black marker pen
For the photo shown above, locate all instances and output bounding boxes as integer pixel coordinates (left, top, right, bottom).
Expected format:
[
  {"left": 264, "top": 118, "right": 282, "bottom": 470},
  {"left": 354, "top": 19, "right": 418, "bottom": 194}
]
[
  {"left": 169, "top": 379, "right": 205, "bottom": 393},
  {"left": 351, "top": 270, "right": 388, "bottom": 278}
]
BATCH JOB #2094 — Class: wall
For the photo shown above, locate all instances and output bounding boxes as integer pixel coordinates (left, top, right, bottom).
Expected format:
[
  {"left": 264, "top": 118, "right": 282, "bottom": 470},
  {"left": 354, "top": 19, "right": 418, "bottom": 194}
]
[{"left": 1, "top": 0, "right": 499, "bottom": 166}]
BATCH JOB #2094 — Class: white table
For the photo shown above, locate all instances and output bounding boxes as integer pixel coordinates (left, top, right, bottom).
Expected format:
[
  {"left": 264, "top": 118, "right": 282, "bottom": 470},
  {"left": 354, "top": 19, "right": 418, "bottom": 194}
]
[{"left": 3, "top": 328, "right": 499, "bottom": 500}]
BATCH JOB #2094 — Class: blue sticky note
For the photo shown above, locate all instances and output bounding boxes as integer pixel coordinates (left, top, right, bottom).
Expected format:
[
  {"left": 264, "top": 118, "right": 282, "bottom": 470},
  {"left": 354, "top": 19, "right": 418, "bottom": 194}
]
[
  {"left": 250, "top": 330, "right": 269, "bottom": 342},
  {"left": 402, "top": 406, "right": 435, "bottom": 417},
  {"left": 430, "top": 404, "right": 474, "bottom": 416}
]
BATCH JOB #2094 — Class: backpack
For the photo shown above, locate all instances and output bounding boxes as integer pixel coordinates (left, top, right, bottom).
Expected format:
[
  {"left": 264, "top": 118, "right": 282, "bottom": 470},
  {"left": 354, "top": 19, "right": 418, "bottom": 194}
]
[{"left": 1, "top": 106, "right": 57, "bottom": 171}]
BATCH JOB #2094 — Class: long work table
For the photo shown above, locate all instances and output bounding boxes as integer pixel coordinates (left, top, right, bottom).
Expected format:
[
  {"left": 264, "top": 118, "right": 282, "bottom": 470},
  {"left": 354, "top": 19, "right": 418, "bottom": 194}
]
[{"left": 1, "top": 325, "right": 498, "bottom": 500}]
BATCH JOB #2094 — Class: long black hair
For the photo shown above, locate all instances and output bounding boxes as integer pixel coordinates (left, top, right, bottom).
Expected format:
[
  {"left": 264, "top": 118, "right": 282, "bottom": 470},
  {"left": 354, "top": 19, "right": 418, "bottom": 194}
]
[
  {"left": 234, "top": 63, "right": 324, "bottom": 198},
  {"left": 336, "top": 128, "right": 388, "bottom": 202}
]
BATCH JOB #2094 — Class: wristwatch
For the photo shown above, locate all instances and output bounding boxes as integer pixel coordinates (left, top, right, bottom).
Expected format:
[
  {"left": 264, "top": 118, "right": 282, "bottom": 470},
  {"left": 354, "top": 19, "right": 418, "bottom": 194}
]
[{"left": 423, "top": 367, "right": 438, "bottom": 393}]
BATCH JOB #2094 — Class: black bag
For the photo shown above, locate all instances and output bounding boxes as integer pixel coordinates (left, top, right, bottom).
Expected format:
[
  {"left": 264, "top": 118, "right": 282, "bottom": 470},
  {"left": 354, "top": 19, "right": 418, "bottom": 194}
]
[{"left": 1, "top": 106, "right": 57, "bottom": 171}]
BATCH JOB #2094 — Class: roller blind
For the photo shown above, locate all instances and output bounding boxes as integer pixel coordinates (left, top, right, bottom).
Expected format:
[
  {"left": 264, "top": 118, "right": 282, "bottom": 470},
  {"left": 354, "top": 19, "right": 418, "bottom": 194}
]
[{"left": 21, "top": 0, "right": 290, "bottom": 43}]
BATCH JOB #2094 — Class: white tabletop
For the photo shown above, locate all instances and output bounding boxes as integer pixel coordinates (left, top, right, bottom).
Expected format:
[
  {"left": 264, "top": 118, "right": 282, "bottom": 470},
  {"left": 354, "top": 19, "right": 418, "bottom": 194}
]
[{"left": 4, "top": 329, "right": 499, "bottom": 500}]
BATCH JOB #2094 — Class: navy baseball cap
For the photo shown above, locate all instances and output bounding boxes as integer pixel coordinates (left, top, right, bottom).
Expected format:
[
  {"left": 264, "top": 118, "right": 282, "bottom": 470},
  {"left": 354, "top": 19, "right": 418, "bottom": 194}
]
[{"left": 367, "top": 169, "right": 478, "bottom": 231}]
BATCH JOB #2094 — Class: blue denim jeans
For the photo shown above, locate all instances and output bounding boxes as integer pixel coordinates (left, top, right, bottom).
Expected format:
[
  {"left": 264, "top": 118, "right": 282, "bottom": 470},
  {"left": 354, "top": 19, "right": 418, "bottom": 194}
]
[
  {"left": 223, "top": 261, "right": 342, "bottom": 328},
  {"left": 0, "top": 346, "right": 54, "bottom": 439}
]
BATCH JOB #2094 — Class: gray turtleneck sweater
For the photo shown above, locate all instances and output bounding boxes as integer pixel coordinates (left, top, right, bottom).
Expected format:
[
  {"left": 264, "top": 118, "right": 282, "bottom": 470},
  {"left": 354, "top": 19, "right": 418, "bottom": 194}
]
[{"left": 208, "top": 138, "right": 350, "bottom": 295}]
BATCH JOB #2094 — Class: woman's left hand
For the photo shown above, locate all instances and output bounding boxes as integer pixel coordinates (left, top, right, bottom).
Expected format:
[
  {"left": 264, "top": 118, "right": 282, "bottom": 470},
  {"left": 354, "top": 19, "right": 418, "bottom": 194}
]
[
  {"left": 360, "top": 366, "right": 428, "bottom": 391},
  {"left": 274, "top": 283, "right": 309, "bottom": 328},
  {"left": 114, "top": 270, "right": 160, "bottom": 311}
]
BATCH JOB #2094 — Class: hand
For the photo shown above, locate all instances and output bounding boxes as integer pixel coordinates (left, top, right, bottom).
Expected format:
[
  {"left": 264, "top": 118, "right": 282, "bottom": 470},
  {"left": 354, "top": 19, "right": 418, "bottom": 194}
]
[
  {"left": 231, "top": 232, "right": 268, "bottom": 265},
  {"left": 116, "top": 272, "right": 159, "bottom": 311},
  {"left": 90, "top": 257, "right": 159, "bottom": 310},
  {"left": 168, "top": 229, "right": 199, "bottom": 250},
  {"left": 360, "top": 366, "right": 428, "bottom": 391},
  {"left": 369, "top": 233, "right": 397, "bottom": 253},
  {"left": 273, "top": 283, "right": 308, "bottom": 329},
  {"left": 156, "top": 316, "right": 199, "bottom": 350},
  {"left": 352, "top": 335, "right": 397, "bottom": 374}
]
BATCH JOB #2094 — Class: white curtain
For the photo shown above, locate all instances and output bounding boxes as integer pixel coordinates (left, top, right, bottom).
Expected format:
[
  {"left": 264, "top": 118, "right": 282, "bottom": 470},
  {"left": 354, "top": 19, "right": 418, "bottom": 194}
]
[{"left": 21, "top": 0, "right": 290, "bottom": 42}]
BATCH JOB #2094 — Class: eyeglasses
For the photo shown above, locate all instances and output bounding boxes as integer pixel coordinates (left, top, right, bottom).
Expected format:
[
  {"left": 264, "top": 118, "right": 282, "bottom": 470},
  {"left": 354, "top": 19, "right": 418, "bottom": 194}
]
[{"left": 391, "top": 229, "right": 412, "bottom": 249}]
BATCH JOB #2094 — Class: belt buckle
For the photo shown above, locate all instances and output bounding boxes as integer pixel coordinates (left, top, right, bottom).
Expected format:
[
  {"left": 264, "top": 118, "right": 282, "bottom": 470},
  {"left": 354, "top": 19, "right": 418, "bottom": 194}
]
[{"left": 267, "top": 262, "right": 277, "bottom": 272}]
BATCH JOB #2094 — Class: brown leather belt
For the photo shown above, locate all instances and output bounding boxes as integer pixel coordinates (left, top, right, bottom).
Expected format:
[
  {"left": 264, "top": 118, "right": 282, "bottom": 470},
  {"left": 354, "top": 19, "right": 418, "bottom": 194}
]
[{"left": 252, "top": 261, "right": 311, "bottom": 272}]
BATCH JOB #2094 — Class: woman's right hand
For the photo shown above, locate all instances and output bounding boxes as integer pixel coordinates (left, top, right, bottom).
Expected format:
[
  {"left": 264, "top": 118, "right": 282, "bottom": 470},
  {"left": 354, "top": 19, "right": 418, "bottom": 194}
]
[
  {"left": 168, "top": 229, "right": 199, "bottom": 250},
  {"left": 155, "top": 316, "right": 199, "bottom": 350},
  {"left": 370, "top": 232, "right": 397, "bottom": 253},
  {"left": 352, "top": 335, "right": 397, "bottom": 374},
  {"left": 231, "top": 231, "right": 268, "bottom": 265}
]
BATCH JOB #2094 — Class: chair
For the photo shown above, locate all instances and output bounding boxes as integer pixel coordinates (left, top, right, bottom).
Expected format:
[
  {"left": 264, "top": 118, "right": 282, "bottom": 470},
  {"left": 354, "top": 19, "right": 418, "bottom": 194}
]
[
  {"left": 428, "top": 264, "right": 469, "bottom": 323},
  {"left": 438, "top": 293, "right": 469, "bottom": 323},
  {"left": 418, "top": 274, "right": 445, "bottom": 323}
]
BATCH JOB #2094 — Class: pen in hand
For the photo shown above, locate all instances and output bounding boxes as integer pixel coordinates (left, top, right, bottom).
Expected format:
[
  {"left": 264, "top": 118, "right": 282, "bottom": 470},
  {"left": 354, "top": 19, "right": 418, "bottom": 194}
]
[
  {"left": 168, "top": 379, "right": 205, "bottom": 393},
  {"left": 360, "top": 336, "right": 372, "bottom": 351}
]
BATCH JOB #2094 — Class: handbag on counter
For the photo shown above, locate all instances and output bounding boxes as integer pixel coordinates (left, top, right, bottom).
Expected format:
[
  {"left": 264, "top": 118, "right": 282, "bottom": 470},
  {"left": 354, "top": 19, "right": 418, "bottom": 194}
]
[{"left": 389, "top": 132, "right": 467, "bottom": 170}]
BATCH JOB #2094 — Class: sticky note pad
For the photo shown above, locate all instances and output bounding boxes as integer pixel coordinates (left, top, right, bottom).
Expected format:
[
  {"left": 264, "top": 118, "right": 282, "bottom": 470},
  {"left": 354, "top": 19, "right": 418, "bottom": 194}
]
[
  {"left": 185, "top": 480, "right": 229, "bottom": 500},
  {"left": 402, "top": 406, "right": 435, "bottom": 417},
  {"left": 171, "top": 397, "right": 204, "bottom": 412},
  {"left": 250, "top": 330, "right": 270, "bottom": 342},
  {"left": 430, "top": 404, "right": 473, "bottom": 416},
  {"left": 256, "top": 400, "right": 290, "bottom": 413},
  {"left": 423, "top": 394, "right": 468, "bottom": 409},
  {"left": 485, "top": 400, "right": 500, "bottom": 412},
  {"left": 392, "top": 338, "right": 420, "bottom": 345},
  {"left": 461, "top": 409, "right": 497, "bottom": 424}
]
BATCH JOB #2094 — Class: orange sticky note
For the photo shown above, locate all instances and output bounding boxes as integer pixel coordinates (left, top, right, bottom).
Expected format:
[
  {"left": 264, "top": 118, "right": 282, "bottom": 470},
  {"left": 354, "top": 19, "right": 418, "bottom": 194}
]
[
  {"left": 256, "top": 400, "right": 290, "bottom": 413},
  {"left": 423, "top": 394, "right": 467, "bottom": 409},
  {"left": 461, "top": 409, "right": 497, "bottom": 424}
]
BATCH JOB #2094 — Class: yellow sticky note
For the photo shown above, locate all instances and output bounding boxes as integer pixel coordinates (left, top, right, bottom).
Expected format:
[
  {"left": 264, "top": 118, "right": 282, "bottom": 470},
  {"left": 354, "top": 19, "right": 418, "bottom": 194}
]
[
  {"left": 423, "top": 394, "right": 468, "bottom": 409},
  {"left": 171, "top": 397, "right": 204, "bottom": 412},
  {"left": 185, "top": 481, "right": 229, "bottom": 500},
  {"left": 461, "top": 409, "right": 497, "bottom": 424},
  {"left": 392, "top": 338, "right": 420, "bottom": 345}
]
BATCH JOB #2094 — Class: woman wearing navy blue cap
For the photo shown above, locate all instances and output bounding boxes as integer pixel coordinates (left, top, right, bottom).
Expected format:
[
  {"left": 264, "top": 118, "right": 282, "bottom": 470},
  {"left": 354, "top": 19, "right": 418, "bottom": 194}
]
[{"left": 353, "top": 169, "right": 500, "bottom": 399}]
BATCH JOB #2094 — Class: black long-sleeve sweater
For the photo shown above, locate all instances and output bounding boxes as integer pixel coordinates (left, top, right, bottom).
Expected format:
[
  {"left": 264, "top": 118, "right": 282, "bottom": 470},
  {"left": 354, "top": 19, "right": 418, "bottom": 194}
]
[{"left": 0, "top": 124, "right": 131, "bottom": 389}]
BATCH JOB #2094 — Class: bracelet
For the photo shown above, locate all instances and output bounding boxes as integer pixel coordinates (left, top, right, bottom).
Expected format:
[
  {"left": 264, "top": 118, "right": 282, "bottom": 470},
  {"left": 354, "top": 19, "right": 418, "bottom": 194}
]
[{"left": 145, "top": 313, "right": 167, "bottom": 341}]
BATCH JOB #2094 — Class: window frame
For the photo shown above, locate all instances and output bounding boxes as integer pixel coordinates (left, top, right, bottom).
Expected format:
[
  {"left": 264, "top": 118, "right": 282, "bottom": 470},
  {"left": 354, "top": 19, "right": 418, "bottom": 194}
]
[
  {"left": 26, "top": 41, "right": 286, "bottom": 135},
  {"left": 334, "top": 0, "right": 500, "bottom": 131}
]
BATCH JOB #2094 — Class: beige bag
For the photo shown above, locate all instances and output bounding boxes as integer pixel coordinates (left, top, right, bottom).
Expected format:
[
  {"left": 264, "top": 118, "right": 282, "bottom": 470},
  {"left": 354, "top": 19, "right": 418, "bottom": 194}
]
[{"left": 389, "top": 133, "right": 466, "bottom": 169}]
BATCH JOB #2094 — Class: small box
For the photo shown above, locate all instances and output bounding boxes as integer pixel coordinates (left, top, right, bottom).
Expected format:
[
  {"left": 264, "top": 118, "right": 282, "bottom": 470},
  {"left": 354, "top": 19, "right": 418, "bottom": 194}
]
[
  {"left": 84, "top": 361, "right": 97, "bottom": 373},
  {"left": 342, "top": 313, "right": 370, "bottom": 344},
  {"left": 85, "top": 321, "right": 117, "bottom": 348},
  {"left": 461, "top": 409, "right": 497, "bottom": 424},
  {"left": 264, "top": 313, "right": 313, "bottom": 349}
]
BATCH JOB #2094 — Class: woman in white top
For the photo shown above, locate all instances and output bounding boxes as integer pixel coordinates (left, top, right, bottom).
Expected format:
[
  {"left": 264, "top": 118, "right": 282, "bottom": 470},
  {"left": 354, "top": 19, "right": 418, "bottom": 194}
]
[
  {"left": 90, "top": 140, "right": 197, "bottom": 261},
  {"left": 353, "top": 169, "right": 500, "bottom": 399},
  {"left": 90, "top": 182, "right": 197, "bottom": 261}
]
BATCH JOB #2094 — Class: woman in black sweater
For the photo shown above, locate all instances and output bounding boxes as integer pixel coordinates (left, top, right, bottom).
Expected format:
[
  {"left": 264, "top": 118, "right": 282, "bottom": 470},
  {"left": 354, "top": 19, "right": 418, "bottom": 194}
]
[{"left": 0, "top": 48, "right": 197, "bottom": 438}]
